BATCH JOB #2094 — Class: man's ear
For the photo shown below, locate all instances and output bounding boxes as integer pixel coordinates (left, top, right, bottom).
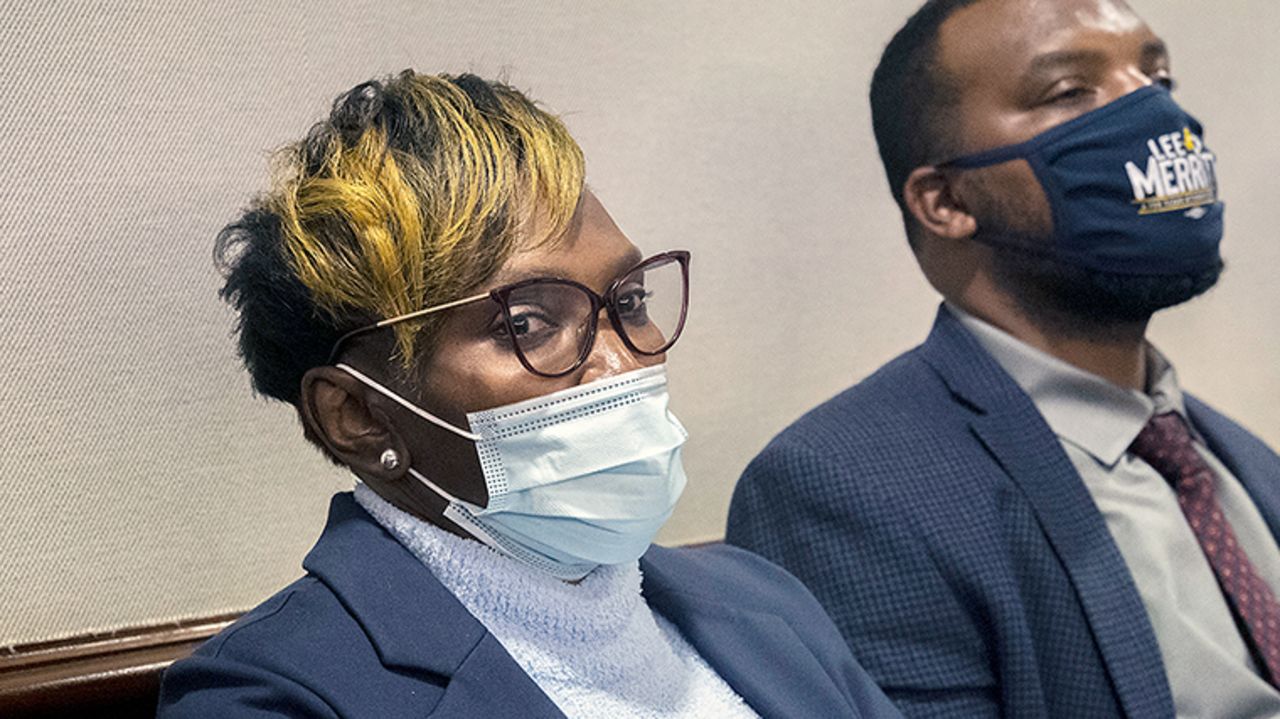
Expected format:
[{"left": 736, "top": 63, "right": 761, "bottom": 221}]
[
  {"left": 299, "top": 366, "right": 409, "bottom": 479},
  {"left": 903, "top": 166, "right": 978, "bottom": 241}
]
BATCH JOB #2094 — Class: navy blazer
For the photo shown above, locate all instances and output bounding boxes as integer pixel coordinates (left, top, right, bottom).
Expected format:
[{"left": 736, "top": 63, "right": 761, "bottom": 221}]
[
  {"left": 158, "top": 492, "right": 899, "bottom": 718},
  {"left": 727, "top": 306, "right": 1280, "bottom": 718}
]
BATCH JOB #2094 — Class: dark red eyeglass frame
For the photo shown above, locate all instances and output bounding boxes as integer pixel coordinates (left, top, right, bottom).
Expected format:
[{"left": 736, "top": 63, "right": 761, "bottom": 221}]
[
  {"left": 496, "top": 249, "right": 690, "bottom": 377},
  {"left": 327, "top": 250, "right": 690, "bottom": 377}
]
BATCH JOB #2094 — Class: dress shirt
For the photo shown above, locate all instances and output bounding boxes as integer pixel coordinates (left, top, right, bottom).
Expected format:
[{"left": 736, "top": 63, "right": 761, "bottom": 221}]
[{"left": 951, "top": 304, "right": 1280, "bottom": 718}]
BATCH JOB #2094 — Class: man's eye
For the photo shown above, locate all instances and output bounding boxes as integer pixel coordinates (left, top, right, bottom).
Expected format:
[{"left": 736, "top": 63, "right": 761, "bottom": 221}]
[{"left": 1047, "top": 86, "right": 1092, "bottom": 105}]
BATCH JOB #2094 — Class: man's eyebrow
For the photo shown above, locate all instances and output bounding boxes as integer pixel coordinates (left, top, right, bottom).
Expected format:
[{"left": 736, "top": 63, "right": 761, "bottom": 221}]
[
  {"left": 1141, "top": 39, "right": 1170, "bottom": 65},
  {"left": 1023, "top": 48, "right": 1107, "bottom": 80}
]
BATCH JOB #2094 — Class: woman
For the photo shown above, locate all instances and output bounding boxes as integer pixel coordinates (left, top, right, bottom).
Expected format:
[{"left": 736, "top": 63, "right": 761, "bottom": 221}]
[{"left": 158, "top": 71, "right": 897, "bottom": 718}]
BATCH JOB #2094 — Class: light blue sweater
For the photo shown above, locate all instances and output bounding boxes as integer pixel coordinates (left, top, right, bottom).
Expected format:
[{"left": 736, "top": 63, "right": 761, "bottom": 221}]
[{"left": 354, "top": 484, "right": 758, "bottom": 718}]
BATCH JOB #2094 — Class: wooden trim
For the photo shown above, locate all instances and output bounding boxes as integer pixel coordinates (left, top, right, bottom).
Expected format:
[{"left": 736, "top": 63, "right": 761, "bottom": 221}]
[{"left": 0, "top": 613, "right": 239, "bottom": 717}]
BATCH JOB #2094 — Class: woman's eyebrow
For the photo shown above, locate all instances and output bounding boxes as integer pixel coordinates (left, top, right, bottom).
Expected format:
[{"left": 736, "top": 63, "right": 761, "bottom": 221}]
[
  {"left": 490, "top": 250, "right": 646, "bottom": 287},
  {"left": 612, "top": 249, "right": 646, "bottom": 274},
  {"left": 487, "top": 265, "right": 575, "bottom": 285}
]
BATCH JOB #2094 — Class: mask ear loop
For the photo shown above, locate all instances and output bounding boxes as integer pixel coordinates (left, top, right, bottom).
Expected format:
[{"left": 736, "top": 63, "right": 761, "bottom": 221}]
[
  {"left": 412, "top": 463, "right": 573, "bottom": 577},
  {"left": 335, "top": 363, "right": 482, "bottom": 441},
  {"left": 335, "top": 364, "right": 485, "bottom": 509},
  {"left": 333, "top": 365, "right": 569, "bottom": 571},
  {"left": 406, "top": 467, "right": 464, "bottom": 504}
]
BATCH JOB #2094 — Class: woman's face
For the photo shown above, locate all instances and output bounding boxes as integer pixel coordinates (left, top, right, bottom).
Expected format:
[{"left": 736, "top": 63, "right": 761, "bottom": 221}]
[
  {"left": 415, "top": 190, "right": 663, "bottom": 422},
  {"left": 352, "top": 190, "right": 666, "bottom": 520}
]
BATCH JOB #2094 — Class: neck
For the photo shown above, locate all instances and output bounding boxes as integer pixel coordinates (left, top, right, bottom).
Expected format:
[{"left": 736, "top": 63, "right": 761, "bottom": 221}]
[{"left": 951, "top": 294, "right": 1150, "bottom": 392}]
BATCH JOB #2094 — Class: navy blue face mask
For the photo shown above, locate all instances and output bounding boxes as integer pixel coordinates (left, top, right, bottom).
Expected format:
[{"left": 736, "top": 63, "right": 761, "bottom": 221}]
[{"left": 942, "top": 85, "right": 1224, "bottom": 276}]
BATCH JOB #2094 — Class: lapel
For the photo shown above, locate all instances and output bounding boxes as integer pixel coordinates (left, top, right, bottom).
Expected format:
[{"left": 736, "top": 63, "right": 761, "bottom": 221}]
[
  {"left": 1187, "top": 397, "right": 1280, "bottom": 543},
  {"left": 303, "top": 494, "right": 566, "bottom": 718},
  {"left": 918, "top": 307, "right": 1174, "bottom": 719},
  {"left": 639, "top": 547, "right": 857, "bottom": 719}
]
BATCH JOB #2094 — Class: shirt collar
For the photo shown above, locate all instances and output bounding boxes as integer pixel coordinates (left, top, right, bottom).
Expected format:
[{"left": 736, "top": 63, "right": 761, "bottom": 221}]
[{"left": 946, "top": 303, "right": 1189, "bottom": 467}]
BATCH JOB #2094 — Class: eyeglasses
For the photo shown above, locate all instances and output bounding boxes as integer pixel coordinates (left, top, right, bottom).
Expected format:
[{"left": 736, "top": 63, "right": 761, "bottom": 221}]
[{"left": 328, "top": 250, "right": 690, "bottom": 378}]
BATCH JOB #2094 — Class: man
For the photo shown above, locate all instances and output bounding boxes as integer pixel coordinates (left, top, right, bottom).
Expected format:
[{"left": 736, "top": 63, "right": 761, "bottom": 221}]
[{"left": 727, "top": 1, "right": 1280, "bottom": 717}]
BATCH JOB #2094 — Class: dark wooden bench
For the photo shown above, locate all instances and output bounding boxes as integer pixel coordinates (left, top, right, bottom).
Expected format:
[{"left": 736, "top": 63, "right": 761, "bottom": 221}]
[{"left": 0, "top": 614, "right": 237, "bottom": 718}]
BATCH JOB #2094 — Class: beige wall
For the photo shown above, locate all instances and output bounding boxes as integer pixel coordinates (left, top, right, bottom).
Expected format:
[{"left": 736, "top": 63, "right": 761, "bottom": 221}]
[{"left": 2, "top": 0, "right": 1277, "bottom": 647}]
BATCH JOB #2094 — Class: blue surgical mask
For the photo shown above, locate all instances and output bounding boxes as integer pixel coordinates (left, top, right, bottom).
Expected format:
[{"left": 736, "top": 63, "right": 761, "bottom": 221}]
[
  {"left": 943, "top": 85, "right": 1224, "bottom": 276},
  {"left": 338, "top": 363, "right": 688, "bottom": 581}
]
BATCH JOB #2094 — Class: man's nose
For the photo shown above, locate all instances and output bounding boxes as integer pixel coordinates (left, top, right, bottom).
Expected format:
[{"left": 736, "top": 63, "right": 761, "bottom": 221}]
[{"left": 1110, "top": 65, "right": 1159, "bottom": 101}]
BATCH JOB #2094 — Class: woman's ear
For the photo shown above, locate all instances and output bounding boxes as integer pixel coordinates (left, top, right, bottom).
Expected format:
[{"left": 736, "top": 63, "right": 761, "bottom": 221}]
[
  {"left": 903, "top": 165, "right": 978, "bottom": 241},
  {"left": 299, "top": 366, "right": 409, "bottom": 480}
]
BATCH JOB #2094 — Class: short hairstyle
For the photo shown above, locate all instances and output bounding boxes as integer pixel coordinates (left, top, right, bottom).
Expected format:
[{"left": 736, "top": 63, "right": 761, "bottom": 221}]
[
  {"left": 215, "top": 71, "right": 585, "bottom": 406},
  {"left": 870, "top": 0, "right": 983, "bottom": 241}
]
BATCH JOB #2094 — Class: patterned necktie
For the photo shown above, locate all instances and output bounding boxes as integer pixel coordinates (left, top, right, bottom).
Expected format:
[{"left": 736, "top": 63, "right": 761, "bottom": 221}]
[{"left": 1129, "top": 411, "right": 1280, "bottom": 687}]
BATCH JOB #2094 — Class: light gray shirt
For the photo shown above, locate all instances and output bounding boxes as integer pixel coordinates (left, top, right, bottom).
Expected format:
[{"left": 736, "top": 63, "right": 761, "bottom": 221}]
[{"left": 951, "top": 305, "right": 1280, "bottom": 718}]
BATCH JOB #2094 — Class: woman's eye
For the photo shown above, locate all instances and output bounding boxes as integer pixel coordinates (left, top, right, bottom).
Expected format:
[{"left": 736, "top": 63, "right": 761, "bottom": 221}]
[
  {"left": 511, "top": 315, "right": 533, "bottom": 336},
  {"left": 616, "top": 291, "right": 654, "bottom": 328},
  {"left": 615, "top": 288, "right": 652, "bottom": 319},
  {"left": 508, "top": 313, "right": 543, "bottom": 336},
  {"left": 494, "top": 307, "right": 556, "bottom": 343}
]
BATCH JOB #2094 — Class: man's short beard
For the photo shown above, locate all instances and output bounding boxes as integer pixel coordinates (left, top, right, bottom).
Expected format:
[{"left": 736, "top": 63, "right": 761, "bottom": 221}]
[
  {"left": 955, "top": 167, "right": 1224, "bottom": 337},
  {"left": 986, "top": 237, "right": 1224, "bottom": 337}
]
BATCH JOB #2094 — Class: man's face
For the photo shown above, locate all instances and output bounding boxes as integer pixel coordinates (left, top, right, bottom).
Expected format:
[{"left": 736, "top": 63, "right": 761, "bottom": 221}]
[
  {"left": 939, "top": 0, "right": 1172, "bottom": 234},
  {"left": 935, "top": 0, "right": 1220, "bottom": 326},
  {"left": 942, "top": 0, "right": 1170, "bottom": 150}
]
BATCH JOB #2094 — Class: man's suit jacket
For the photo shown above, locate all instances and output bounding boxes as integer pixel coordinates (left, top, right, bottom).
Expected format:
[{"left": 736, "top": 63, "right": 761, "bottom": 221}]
[
  {"left": 158, "top": 492, "right": 899, "bottom": 718},
  {"left": 726, "top": 306, "right": 1280, "bottom": 718}
]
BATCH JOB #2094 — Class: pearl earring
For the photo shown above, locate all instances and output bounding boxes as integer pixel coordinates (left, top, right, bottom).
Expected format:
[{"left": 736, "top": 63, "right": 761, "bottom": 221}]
[{"left": 380, "top": 449, "right": 401, "bottom": 472}]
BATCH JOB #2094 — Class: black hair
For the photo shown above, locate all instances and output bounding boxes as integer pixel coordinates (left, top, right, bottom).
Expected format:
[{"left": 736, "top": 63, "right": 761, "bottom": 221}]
[
  {"left": 869, "top": 0, "right": 984, "bottom": 246},
  {"left": 214, "top": 206, "right": 349, "bottom": 407}
]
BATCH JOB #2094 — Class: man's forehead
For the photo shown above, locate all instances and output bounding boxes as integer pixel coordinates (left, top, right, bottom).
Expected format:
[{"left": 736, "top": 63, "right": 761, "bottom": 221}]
[
  {"left": 1081, "top": 0, "right": 1145, "bottom": 33},
  {"left": 939, "top": 0, "right": 1152, "bottom": 76},
  {"left": 947, "top": 0, "right": 1144, "bottom": 33}
]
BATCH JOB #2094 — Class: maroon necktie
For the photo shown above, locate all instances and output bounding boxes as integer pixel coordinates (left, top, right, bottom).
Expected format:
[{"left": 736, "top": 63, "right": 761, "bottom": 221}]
[{"left": 1129, "top": 411, "right": 1280, "bottom": 687}]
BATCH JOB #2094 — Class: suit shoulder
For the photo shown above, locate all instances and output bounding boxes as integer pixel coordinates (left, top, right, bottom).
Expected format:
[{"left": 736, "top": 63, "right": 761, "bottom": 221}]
[
  {"left": 780, "top": 346, "right": 955, "bottom": 445},
  {"left": 195, "top": 576, "right": 354, "bottom": 662},
  {"left": 167, "top": 574, "right": 440, "bottom": 717},
  {"left": 643, "top": 545, "right": 902, "bottom": 717},
  {"left": 1188, "top": 394, "right": 1280, "bottom": 461},
  {"left": 749, "top": 346, "right": 973, "bottom": 485},
  {"left": 646, "top": 543, "right": 817, "bottom": 613},
  {"left": 181, "top": 574, "right": 394, "bottom": 699}
]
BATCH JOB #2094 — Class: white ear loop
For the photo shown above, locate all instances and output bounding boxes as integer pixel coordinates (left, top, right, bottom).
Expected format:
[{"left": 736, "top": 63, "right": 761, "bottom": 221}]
[
  {"left": 336, "top": 363, "right": 483, "bottom": 442},
  {"left": 408, "top": 467, "right": 464, "bottom": 505}
]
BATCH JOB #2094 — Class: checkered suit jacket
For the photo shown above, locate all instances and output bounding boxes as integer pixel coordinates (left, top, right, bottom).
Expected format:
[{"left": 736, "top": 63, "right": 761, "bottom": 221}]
[{"left": 727, "top": 305, "right": 1280, "bottom": 718}]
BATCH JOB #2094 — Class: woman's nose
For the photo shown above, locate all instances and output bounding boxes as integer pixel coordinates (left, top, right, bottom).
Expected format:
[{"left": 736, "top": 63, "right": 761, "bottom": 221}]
[{"left": 577, "top": 312, "right": 654, "bottom": 384}]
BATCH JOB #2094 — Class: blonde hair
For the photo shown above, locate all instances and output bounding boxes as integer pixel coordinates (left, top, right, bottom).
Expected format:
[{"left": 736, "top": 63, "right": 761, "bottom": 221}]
[{"left": 217, "top": 72, "right": 585, "bottom": 404}]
